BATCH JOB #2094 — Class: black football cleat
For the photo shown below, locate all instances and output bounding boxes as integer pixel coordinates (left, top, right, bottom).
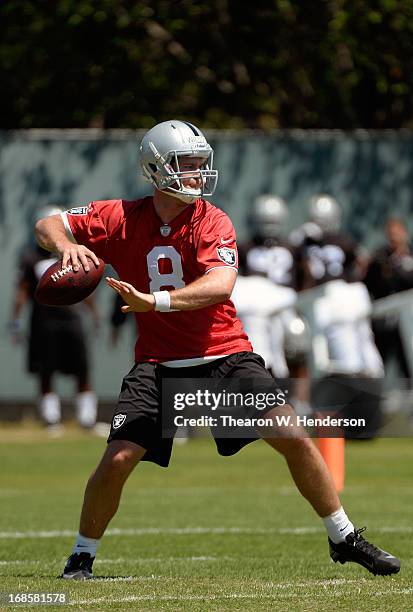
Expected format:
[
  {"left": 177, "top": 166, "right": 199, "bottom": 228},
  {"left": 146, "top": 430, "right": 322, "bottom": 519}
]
[
  {"left": 329, "top": 527, "right": 400, "bottom": 576},
  {"left": 62, "top": 552, "right": 94, "bottom": 580}
]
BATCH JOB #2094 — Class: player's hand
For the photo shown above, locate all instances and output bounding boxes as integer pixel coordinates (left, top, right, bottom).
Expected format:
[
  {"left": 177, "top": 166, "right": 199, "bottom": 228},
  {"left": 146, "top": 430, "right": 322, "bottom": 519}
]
[
  {"left": 8, "top": 319, "right": 24, "bottom": 345},
  {"left": 106, "top": 277, "right": 155, "bottom": 312},
  {"left": 56, "top": 243, "right": 100, "bottom": 272}
]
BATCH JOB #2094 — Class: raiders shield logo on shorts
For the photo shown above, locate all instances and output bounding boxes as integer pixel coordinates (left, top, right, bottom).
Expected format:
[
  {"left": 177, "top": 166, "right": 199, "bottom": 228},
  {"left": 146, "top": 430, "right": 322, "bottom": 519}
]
[
  {"left": 217, "top": 246, "right": 236, "bottom": 266},
  {"left": 112, "top": 414, "right": 126, "bottom": 429}
]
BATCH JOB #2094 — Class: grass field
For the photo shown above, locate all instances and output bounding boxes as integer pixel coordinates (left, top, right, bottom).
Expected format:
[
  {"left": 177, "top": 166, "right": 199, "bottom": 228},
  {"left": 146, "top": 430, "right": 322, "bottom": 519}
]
[{"left": 0, "top": 423, "right": 411, "bottom": 611}]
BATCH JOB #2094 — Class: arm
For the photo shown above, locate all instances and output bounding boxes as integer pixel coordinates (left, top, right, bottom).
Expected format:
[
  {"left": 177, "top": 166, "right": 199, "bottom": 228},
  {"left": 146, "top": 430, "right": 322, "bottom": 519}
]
[
  {"left": 9, "top": 278, "right": 30, "bottom": 343},
  {"left": 35, "top": 214, "right": 100, "bottom": 271},
  {"left": 106, "top": 267, "right": 237, "bottom": 313},
  {"left": 12, "top": 278, "right": 30, "bottom": 320},
  {"left": 353, "top": 250, "right": 370, "bottom": 282}
]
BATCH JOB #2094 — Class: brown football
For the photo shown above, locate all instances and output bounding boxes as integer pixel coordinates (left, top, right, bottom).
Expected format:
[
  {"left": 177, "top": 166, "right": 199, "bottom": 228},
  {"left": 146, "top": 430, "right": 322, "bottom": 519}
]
[{"left": 35, "top": 257, "right": 105, "bottom": 306}]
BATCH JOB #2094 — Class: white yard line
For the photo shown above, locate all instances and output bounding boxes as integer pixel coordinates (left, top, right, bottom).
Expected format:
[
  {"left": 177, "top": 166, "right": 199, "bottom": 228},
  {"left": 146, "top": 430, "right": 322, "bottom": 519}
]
[
  {"left": 0, "top": 556, "right": 230, "bottom": 566},
  {"left": 68, "top": 584, "right": 413, "bottom": 606},
  {"left": 68, "top": 594, "right": 276, "bottom": 605},
  {"left": 0, "top": 525, "right": 410, "bottom": 539},
  {"left": 94, "top": 555, "right": 231, "bottom": 563}
]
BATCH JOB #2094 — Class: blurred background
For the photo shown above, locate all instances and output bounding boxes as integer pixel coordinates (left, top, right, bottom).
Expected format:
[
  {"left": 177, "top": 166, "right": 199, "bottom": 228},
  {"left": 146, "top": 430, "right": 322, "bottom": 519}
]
[{"left": 2, "top": 0, "right": 413, "bottom": 431}]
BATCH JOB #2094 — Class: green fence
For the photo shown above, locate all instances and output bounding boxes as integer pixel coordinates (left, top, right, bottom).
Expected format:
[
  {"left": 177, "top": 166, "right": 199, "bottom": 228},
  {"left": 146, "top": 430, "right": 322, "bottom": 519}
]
[{"left": 2, "top": 129, "right": 413, "bottom": 401}]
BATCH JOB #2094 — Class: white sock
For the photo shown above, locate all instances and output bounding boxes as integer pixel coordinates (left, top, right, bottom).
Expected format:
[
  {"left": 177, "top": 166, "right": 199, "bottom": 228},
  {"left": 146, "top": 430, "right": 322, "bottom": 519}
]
[
  {"left": 322, "top": 506, "right": 354, "bottom": 543},
  {"left": 72, "top": 533, "right": 100, "bottom": 558},
  {"left": 75, "top": 391, "right": 98, "bottom": 428},
  {"left": 39, "top": 393, "right": 61, "bottom": 425}
]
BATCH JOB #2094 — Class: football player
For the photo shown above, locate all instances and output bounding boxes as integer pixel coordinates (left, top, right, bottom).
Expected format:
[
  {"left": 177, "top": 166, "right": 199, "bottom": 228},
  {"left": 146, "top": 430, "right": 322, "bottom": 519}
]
[
  {"left": 291, "top": 195, "right": 384, "bottom": 437},
  {"left": 35, "top": 120, "right": 400, "bottom": 579},
  {"left": 365, "top": 217, "right": 413, "bottom": 382},
  {"left": 290, "top": 194, "right": 365, "bottom": 289},
  {"left": 239, "top": 194, "right": 300, "bottom": 289},
  {"left": 11, "top": 206, "right": 98, "bottom": 431},
  {"left": 235, "top": 194, "right": 310, "bottom": 408}
]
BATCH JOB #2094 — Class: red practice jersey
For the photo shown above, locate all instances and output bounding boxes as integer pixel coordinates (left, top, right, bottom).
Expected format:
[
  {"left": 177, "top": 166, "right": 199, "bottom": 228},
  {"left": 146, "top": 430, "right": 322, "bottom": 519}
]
[{"left": 62, "top": 197, "right": 252, "bottom": 362}]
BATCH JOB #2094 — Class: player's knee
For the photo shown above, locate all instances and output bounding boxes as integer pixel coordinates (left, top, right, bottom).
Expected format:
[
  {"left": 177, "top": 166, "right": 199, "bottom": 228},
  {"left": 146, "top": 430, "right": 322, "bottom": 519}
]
[
  {"left": 266, "top": 435, "right": 314, "bottom": 458},
  {"left": 99, "top": 442, "right": 143, "bottom": 478}
]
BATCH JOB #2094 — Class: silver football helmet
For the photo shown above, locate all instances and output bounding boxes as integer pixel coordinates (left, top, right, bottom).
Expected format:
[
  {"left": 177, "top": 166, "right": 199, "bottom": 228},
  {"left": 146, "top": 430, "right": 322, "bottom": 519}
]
[
  {"left": 253, "top": 194, "right": 288, "bottom": 238},
  {"left": 139, "top": 120, "right": 218, "bottom": 203},
  {"left": 308, "top": 194, "right": 341, "bottom": 232}
]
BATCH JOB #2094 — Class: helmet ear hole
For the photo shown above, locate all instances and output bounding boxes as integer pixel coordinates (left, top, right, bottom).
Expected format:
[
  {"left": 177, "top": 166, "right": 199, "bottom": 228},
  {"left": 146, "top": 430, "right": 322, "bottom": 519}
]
[{"left": 148, "top": 163, "right": 157, "bottom": 173}]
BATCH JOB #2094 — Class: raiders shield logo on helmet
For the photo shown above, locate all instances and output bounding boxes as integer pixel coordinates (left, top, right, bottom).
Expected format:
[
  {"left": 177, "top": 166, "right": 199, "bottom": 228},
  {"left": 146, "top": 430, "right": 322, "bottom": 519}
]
[
  {"left": 217, "top": 246, "right": 236, "bottom": 266},
  {"left": 112, "top": 414, "right": 126, "bottom": 429}
]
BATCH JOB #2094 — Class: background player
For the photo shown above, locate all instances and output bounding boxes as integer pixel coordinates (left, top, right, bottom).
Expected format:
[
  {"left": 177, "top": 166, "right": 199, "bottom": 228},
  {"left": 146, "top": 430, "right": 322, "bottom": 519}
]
[
  {"left": 290, "top": 195, "right": 384, "bottom": 439},
  {"left": 11, "top": 206, "right": 99, "bottom": 431},
  {"left": 235, "top": 194, "right": 311, "bottom": 412},
  {"left": 289, "top": 194, "right": 364, "bottom": 289},
  {"left": 365, "top": 217, "right": 413, "bottom": 385}
]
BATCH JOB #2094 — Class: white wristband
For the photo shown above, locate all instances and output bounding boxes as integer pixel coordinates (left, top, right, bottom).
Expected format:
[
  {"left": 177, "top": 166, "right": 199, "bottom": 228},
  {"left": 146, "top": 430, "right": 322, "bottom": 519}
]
[{"left": 153, "top": 290, "right": 171, "bottom": 312}]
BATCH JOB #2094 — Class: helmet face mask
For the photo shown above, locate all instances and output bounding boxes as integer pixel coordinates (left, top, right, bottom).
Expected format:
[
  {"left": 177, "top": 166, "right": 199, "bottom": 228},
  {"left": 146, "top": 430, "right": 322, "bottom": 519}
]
[{"left": 140, "top": 120, "right": 218, "bottom": 203}]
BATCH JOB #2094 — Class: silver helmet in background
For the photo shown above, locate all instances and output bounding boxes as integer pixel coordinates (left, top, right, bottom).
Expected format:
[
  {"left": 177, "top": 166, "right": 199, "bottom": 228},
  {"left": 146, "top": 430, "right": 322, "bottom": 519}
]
[
  {"left": 139, "top": 120, "right": 218, "bottom": 204},
  {"left": 253, "top": 194, "right": 288, "bottom": 239},
  {"left": 308, "top": 194, "right": 341, "bottom": 233}
]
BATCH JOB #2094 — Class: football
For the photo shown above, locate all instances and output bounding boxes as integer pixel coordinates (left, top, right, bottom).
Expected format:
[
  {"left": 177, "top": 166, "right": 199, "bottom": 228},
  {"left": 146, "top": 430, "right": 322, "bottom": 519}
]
[{"left": 35, "top": 257, "right": 105, "bottom": 306}]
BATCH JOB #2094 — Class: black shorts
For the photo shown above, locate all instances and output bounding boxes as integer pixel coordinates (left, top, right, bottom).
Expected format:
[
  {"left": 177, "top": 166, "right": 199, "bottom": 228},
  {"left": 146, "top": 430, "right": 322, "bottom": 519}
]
[
  {"left": 28, "top": 319, "right": 88, "bottom": 377},
  {"left": 108, "top": 351, "right": 276, "bottom": 467}
]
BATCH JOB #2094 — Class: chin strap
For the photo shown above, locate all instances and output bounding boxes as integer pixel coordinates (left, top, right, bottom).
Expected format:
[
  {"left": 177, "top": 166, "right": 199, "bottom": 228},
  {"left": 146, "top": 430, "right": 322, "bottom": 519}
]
[{"left": 162, "top": 188, "right": 198, "bottom": 204}]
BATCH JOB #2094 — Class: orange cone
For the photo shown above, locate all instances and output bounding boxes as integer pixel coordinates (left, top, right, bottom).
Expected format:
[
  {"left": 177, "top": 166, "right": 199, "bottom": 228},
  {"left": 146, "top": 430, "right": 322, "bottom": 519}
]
[{"left": 317, "top": 437, "right": 345, "bottom": 493}]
